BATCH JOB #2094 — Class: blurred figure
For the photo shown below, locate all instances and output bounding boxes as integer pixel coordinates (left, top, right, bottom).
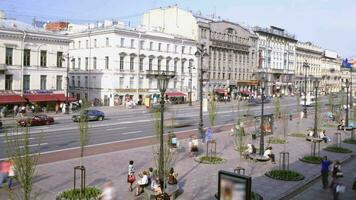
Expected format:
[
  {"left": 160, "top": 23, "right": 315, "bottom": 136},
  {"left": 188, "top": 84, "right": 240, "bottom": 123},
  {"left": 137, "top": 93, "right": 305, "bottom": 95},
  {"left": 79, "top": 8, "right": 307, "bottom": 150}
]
[{"left": 100, "top": 180, "right": 114, "bottom": 200}]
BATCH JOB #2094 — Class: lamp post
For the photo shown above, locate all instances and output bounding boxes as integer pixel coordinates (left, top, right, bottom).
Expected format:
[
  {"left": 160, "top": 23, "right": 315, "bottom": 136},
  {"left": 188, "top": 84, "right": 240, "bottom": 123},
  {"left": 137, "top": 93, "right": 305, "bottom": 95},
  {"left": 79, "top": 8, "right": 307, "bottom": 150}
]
[
  {"left": 62, "top": 55, "right": 74, "bottom": 114},
  {"left": 303, "top": 61, "right": 310, "bottom": 118},
  {"left": 188, "top": 66, "right": 196, "bottom": 106},
  {"left": 346, "top": 79, "right": 350, "bottom": 127},
  {"left": 313, "top": 78, "right": 320, "bottom": 137},
  {"left": 259, "top": 76, "right": 266, "bottom": 156},
  {"left": 195, "top": 44, "right": 209, "bottom": 138}
]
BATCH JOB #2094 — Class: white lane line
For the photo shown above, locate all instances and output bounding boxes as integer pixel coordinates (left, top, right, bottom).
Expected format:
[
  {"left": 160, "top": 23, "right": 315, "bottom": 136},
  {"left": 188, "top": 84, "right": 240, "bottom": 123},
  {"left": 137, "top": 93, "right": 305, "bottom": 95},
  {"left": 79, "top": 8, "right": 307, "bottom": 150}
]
[
  {"left": 106, "top": 127, "right": 126, "bottom": 131},
  {"left": 221, "top": 114, "right": 231, "bottom": 117},
  {"left": 120, "top": 130, "right": 143, "bottom": 135},
  {"left": 19, "top": 143, "right": 48, "bottom": 148}
]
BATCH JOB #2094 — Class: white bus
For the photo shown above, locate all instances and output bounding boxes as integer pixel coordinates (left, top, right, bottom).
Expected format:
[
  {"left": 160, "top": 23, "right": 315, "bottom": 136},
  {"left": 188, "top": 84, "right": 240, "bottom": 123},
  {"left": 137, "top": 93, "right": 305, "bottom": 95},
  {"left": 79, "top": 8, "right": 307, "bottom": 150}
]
[{"left": 300, "top": 96, "right": 316, "bottom": 106}]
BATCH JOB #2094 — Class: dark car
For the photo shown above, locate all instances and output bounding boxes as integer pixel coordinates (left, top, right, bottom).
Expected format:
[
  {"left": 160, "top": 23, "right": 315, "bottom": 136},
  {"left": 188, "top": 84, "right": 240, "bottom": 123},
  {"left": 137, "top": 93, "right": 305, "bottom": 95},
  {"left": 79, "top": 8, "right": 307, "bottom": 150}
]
[
  {"left": 18, "top": 114, "right": 54, "bottom": 127},
  {"left": 164, "top": 117, "right": 194, "bottom": 128},
  {"left": 247, "top": 97, "right": 271, "bottom": 106},
  {"left": 72, "top": 109, "right": 105, "bottom": 122}
]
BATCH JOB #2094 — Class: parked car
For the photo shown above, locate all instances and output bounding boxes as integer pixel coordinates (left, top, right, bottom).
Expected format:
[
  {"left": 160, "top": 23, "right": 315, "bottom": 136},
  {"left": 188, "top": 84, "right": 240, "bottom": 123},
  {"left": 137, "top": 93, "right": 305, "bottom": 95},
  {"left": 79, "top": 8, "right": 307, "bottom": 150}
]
[
  {"left": 247, "top": 96, "right": 271, "bottom": 106},
  {"left": 72, "top": 109, "right": 105, "bottom": 122},
  {"left": 164, "top": 117, "right": 194, "bottom": 128},
  {"left": 18, "top": 114, "right": 54, "bottom": 127}
]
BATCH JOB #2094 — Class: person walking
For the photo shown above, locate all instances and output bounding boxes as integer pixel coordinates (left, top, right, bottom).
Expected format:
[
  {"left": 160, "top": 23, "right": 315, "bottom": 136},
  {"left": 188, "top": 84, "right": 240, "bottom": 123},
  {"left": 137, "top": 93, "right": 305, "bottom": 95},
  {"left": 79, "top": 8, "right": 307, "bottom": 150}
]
[
  {"left": 127, "top": 160, "right": 135, "bottom": 192},
  {"left": 321, "top": 156, "right": 332, "bottom": 189},
  {"left": 99, "top": 180, "right": 115, "bottom": 200}
]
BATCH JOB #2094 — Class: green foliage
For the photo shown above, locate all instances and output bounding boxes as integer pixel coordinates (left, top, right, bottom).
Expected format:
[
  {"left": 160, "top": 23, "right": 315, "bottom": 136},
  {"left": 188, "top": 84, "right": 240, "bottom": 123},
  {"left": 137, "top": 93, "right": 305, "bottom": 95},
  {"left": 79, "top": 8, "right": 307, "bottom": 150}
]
[
  {"left": 268, "top": 137, "right": 286, "bottom": 144},
  {"left": 252, "top": 192, "right": 263, "bottom": 200},
  {"left": 197, "top": 156, "right": 225, "bottom": 164},
  {"left": 289, "top": 132, "right": 305, "bottom": 137},
  {"left": 56, "top": 187, "right": 102, "bottom": 200},
  {"left": 265, "top": 169, "right": 305, "bottom": 181},
  {"left": 78, "top": 106, "right": 90, "bottom": 162},
  {"left": 273, "top": 97, "right": 281, "bottom": 120},
  {"left": 324, "top": 145, "right": 352, "bottom": 153},
  {"left": 343, "top": 139, "right": 356, "bottom": 144},
  {"left": 208, "top": 94, "right": 217, "bottom": 127},
  {"left": 5, "top": 127, "right": 42, "bottom": 200},
  {"left": 300, "top": 156, "right": 323, "bottom": 164}
]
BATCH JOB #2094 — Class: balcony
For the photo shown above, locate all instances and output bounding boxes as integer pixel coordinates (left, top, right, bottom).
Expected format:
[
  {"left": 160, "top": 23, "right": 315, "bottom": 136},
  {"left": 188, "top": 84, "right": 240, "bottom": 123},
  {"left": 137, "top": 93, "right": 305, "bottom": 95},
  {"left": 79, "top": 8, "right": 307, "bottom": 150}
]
[{"left": 146, "top": 70, "right": 176, "bottom": 79}]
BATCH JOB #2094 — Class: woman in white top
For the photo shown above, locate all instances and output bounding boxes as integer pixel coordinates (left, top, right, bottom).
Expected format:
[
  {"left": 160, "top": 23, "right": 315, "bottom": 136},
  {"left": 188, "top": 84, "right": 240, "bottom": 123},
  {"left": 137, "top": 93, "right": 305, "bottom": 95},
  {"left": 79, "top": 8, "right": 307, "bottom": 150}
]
[
  {"left": 263, "top": 147, "right": 276, "bottom": 163},
  {"left": 136, "top": 171, "right": 149, "bottom": 196},
  {"left": 127, "top": 160, "right": 135, "bottom": 191}
]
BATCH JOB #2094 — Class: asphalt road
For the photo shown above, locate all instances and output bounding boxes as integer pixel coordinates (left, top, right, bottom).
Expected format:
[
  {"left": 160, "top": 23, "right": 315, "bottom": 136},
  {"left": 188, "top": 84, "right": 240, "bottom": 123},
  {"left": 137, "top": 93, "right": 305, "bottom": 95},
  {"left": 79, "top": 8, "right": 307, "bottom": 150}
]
[{"left": 0, "top": 96, "right": 329, "bottom": 159}]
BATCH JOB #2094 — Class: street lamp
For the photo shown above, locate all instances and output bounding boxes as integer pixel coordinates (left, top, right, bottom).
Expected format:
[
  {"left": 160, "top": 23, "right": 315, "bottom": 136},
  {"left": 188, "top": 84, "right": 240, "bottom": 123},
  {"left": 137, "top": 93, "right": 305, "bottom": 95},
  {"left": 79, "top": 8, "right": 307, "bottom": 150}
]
[
  {"left": 346, "top": 79, "right": 350, "bottom": 127},
  {"left": 195, "top": 44, "right": 209, "bottom": 139},
  {"left": 303, "top": 61, "right": 310, "bottom": 118},
  {"left": 259, "top": 75, "right": 267, "bottom": 156},
  {"left": 62, "top": 55, "right": 74, "bottom": 114},
  {"left": 313, "top": 78, "right": 320, "bottom": 137},
  {"left": 188, "top": 66, "right": 196, "bottom": 106}
]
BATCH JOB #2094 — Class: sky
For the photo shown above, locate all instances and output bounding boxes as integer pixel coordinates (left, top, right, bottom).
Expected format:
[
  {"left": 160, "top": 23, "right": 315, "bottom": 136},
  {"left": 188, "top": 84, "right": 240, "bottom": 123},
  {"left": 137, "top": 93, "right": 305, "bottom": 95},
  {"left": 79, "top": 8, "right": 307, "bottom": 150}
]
[{"left": 0, "top": 0, "right": 355, "bottom": 58}]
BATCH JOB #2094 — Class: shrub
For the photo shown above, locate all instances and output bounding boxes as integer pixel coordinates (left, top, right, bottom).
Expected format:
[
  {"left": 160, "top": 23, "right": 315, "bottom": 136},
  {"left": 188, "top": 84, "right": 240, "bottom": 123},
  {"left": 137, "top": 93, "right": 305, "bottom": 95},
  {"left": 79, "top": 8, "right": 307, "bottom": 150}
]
[
  {"left": 56, "top": 187, "right": 102, "bottom": 200},
  {"left": 196, "top": 156, "right": 226, "bottom": 164},
  {"left": 343, "top": 139, "right": 356, "bottom": 144},
  {"left": 268, "top": 137, "right": 286, "bottom": 144},
  {"left": 324, "top": 145, "right": 352, "bottom": 153},
  {"left": 289, "top": 132, "right": 305, "bottom": 137},
  {"left": 265, "top": 169, "right": 305, "bottom": 181},
  {"left": 299, "top": 156, "right": 323, "bottom": 164}
]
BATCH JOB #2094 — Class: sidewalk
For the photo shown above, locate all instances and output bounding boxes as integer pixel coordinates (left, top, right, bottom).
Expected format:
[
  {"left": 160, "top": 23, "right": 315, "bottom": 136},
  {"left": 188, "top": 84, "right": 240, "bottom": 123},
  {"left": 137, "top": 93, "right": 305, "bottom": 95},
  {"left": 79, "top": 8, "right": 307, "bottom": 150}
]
[{"left": 1, "top": 113, "right": 354, "bottom": 200}]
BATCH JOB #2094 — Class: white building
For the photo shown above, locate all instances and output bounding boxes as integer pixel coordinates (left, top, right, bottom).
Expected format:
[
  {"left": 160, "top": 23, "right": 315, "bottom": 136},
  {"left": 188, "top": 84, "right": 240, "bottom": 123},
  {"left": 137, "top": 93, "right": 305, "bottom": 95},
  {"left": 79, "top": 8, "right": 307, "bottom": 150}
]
[
  {"left": 68, "top": 22, "right": 197, "bottom": 106},
  {"left": 0, "top": 18, "right": 71, "bottom": 106},
  {"left": 321, "top": 50, "right": 343, "bottom": 94}
]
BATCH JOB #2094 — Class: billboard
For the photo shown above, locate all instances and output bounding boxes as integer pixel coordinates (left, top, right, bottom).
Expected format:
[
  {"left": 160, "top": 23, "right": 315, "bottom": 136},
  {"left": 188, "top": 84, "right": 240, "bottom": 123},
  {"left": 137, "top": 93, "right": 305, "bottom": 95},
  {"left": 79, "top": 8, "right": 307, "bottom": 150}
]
[
  {"left": 324, "top": 50, "right": 337, "bottom": 59},
  {"left": 218, "top": 170, "right": 252, "bottom": 200}
]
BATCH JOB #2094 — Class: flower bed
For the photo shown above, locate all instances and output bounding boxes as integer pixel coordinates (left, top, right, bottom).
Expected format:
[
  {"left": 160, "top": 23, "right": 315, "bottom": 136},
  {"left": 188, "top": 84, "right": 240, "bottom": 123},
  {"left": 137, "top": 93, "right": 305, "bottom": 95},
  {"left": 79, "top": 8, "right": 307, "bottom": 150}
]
[
  {"left": 343, "top": 139, "right": 356, "bottom": 144},
  {"left": 324, "top": 145, "right": 352, "bottom": 153},
  {"left": 56, "top": 187, "right": 102, "bottom": 200},
  {"left": 268, "top": 137, "right": 286, "bottom": 144},
  {"left": 289, "top": 132, "right": 305, "bottom": 138},
  {"left": 299, "top": 156, "right": 323, "bottom": 164},
  {"left": 195, "top": 155, "right": 226, "bottom": 164},
  {"left": 265, "top": 169, "right": 305, "bottom": 181}
]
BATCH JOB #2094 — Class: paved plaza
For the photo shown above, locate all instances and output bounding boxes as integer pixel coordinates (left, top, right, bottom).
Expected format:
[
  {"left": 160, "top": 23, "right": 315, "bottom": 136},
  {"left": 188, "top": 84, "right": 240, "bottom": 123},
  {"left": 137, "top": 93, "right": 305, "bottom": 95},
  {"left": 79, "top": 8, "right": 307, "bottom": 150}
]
[{"left": 1, "top": 114, "right": 355, "bottom": 200}]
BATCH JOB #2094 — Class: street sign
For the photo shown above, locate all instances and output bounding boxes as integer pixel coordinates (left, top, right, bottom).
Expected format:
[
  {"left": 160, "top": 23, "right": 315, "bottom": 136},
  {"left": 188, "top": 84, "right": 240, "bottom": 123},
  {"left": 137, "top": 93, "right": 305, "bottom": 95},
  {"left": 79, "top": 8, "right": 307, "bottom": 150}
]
[{"left": 218, "top": 170, "right": 251, "bottom": 200}]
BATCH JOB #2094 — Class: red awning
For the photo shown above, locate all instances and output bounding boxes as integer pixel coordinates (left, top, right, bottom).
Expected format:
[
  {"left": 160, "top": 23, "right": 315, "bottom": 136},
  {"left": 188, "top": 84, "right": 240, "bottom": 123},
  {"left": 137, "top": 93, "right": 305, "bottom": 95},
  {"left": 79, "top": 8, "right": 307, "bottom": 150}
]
[
  {"left": 240, "top": 90, "right": 252, "bottom": 95},
  {"left": 53, "top": 94, "right": 77, "bottom": 102},
  {"left": 0, "top": 95, "right": 26, "bottom": 105},
  {"left": 25, "top": 94, "right": 59, "bottom": 103},
  {"left": 214, "top": 88, "right": 226, "bottom": 94},
  {"left": 165, "top": 91, "right": 187, "bottom": 97}
]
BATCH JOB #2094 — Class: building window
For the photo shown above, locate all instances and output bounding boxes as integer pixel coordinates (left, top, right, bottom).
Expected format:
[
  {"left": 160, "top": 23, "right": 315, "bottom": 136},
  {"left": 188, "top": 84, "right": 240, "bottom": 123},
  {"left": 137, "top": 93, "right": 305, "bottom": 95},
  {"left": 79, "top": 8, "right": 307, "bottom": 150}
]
[
  {"left": 78, "top": 58, "right": 81, "bottom": 69},
  {"left": 131, "top": 39, "right": 134, "bottom": 48},
  {"left": 105, "top": 56, "right": 109, "bottom": 69},
  {"left": 150, "top": 42, "right": 153, "bottom": 50},
  {"left": 120, "top": 38, "right": 125, "bottom": 47},
  {"left": 120, "top": 56, "right": 124, "bottom": 71},
  {"left": 56, "top": 75, "right": 63, "bottom": 90},
  {"left": 71, "top": 58, "right": 75, "bottom": 69},
  {"left": 130, "top": 56, "right": 134, "bottom": 71},
  {"left": 71, "top": 76, "right": 75, "bottom": 86},
  {"left": 166, "top": 60, "right": 170, "bottom": 72},
  {"left": 174, "top": 60, "right": 178, "bottom": 73},
  {"left": 149, "top": 58, "right": 153, "bottom": 71},
  {"left": 78, "top": 41, "right": 81, "bottom": 48},
  {"left": 57, "top": 52, "right": 63, "bottom": 67},
  {"left": 158, "top": 59, "right": 162, "bottom": 71},
  {"left": 41, "top": 51, "right": 47, "bottom": 67},
  {"left": 40, "top": 75, "right": 47, "bottom": 90},
  {"left": 85, "top": 76, "right": 88, "bottom": 87},
  {"left": 139, "top": 77, "right": 143, "bottom": 89},
  {"left": 5, "top": 47, "right": 13, "bottom": 65},
  {"left": 85, "top": 57, "right": 89, "bottom": 70},
  {"left": 182, "top": 46, "right": 185, "bottom": 54},
  {"left": 23, "top": 75, "right": 30, "bottom": 91},
  {"left": 119, "top": 77, "right": 124, "bottom": 88},
  {"left": 93, "top": 57, "right": 97, "bottom": 69},
  {"left": 86, "top": 40, "right": 88, "bottom": 48},
  {"left": 174, "top": 79, "right": 177, "bottom": 89},
  {"left": 140, "top": 40, "right": 144, "bottom": 50},
  {"left": 94, "top": 39, "right": 97, "bottom": 47},
  {"left": 106, "top": 37, "right": 109, "bottom": 46},
  {"left": 129, "top": 77, "right": 134, "bottom": 88},
  {"left": 24, "top": 49, "right": 31, "bottom": 66},
  {"left": 77, "top": 76, "right": 81, "bottom": 87},
  {"left": 5, "top": 75, "right": 12, "bottom": 90},
  {"left": 175, "top": 45, "right": 177, "bottom": 53},
  {"left": 139, "top": 57, "right": 144, "bottom": 71},
  {"left": 181, "top": 60, "right": 185, "bottom": 74},
  {"left": 166, "top": 44, "right": 170, "bottom": 52},
  {"left": 158, "top": 43, "right": 162, "bottom": 51}
]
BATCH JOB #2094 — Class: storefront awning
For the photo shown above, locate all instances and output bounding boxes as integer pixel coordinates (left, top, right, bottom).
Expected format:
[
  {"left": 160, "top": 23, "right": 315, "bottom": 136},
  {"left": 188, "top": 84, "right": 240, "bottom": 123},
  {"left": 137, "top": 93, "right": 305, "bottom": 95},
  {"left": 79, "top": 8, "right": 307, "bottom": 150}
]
[
  {"left": 25, "top": 94, "right": 59, "bottom": 103},
  {"left": 214, "top": 88, "right": 226, "bottom": 94},
  {"left": 53, "top": 94, "right": 77, "bottom": 102},
  {"left": 165, "top": 91, "right": 187, "bottom": 97},
  {"left": 240, "top": 90, "right": 252, "bottom": 95},
  {"left": 0, "top": 95, "right": 26, "bottom": 105}
]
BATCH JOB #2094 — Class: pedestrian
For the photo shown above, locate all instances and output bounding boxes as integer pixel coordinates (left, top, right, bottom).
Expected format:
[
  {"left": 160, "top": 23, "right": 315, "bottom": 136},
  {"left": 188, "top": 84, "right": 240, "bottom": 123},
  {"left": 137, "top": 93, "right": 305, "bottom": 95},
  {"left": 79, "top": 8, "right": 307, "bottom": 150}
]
[
  {"left": 136, "top": 170, "right": 148, "bottom": 196},
  {"left": 332, "top": 160, "right": 342, "bottom": 179},
  {"left": 13, "top": 105, "right": 18, "bottom": 117},
  {"left": 99, "top": 180, "right": 114, "bottom": 200},
  {"left": 263, "top": 146, "right": 276, "bottom": 164},
  {"left": 321, "top": 156, "right": 332, "bottom": 189},
  {"left": 127, "top": 160, "right": 135, "bottom": 191}
]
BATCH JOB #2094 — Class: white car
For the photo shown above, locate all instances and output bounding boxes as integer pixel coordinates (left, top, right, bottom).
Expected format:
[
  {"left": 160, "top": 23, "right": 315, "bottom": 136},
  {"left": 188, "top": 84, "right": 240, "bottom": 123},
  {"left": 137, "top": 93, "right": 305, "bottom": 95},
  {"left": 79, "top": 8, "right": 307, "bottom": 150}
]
[{"left": 300, "top": 96, "right": 315, "bottom": 106}]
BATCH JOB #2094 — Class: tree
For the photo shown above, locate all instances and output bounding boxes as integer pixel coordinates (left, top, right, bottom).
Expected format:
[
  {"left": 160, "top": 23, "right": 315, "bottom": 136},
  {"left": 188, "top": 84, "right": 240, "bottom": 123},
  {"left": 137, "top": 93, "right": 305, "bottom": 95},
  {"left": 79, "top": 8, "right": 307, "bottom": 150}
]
[
  {"left": 5, "top": 126, "right": 42, "bottom": 200},
  {"left": 273, "top": 97, "right": 281, "bottom": 120},
  {"left": 296, "top": 95, "right": 301, "bottom": 134},
  {"left": 208, "top": 94, "right": 217, "bottom": 128}
]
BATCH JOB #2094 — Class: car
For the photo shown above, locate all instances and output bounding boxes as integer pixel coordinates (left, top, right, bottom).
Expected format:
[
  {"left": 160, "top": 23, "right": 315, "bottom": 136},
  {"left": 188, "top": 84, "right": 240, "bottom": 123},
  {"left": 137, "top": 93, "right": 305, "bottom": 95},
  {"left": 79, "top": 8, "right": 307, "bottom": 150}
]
[
  {"left": 247, "top": 97, "right": 271, "bottom": 106},
  {"left": 72, "top": 109, "right": 105, "bottom": 122},
  {"left": 18, "top": 114, "right": 54, "bottom": 127},
  {"left": 164, "top": 117, "right": 194, "bottom": 128}
]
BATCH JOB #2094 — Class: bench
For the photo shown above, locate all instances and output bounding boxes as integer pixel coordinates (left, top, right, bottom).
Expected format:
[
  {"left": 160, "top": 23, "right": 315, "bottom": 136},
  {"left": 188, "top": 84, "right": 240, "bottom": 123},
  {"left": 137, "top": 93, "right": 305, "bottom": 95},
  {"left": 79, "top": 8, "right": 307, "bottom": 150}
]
[
  {"left": 247, "top": 154, "right": 270, "bottom": 162},
  {"left": 144, "top": 184, "right": 180, "bottom": 200}
]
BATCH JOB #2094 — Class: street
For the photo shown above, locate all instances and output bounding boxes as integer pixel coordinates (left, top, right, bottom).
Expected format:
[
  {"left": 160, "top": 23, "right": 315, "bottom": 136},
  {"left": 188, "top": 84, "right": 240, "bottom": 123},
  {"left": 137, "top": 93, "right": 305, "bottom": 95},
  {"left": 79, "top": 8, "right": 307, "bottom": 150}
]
[{"left": 0, "top": 96, "right": 328, "bottom": 159}]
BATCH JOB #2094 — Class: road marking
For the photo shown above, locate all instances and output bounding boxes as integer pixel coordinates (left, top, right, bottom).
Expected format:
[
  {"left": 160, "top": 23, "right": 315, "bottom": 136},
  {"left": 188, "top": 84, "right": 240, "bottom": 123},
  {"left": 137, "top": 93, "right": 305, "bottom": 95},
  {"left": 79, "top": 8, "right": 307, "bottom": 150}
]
[
  {"left": 221, "top": 114, "right": 231, "bottom": 117},
  {"left": 106, "top": 127, "right": 126, "bottom": 131},
  {"left": 120, "top": 130, "right": 143, "bottom": 135},
  {"left": 19, "top": 143, "right": 48, "bottom": 148}
]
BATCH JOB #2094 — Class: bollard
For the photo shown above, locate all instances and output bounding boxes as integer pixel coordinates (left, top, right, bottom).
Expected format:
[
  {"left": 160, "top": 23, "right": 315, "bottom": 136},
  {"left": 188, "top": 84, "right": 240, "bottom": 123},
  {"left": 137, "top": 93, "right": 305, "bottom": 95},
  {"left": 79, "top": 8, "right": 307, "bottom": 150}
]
[
  {"left": 279, "top": 151, "right": 290, "bottom": 171},
  {"left": 234, "top": 166, "right": 245, "bottom": 175},
  {"left": 334, "top": 132, "right": 341, "bottom": 147}
]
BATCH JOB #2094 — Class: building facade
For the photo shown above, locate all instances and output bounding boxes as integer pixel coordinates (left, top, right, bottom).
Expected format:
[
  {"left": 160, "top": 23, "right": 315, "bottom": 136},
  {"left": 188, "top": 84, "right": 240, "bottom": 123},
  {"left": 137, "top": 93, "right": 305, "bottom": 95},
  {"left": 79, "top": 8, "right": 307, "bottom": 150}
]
[
  {"left": 68, "top": 22, "right": 197, "bottom": 106},
  {"left": 254, "top": 26, "right": 297, "bottom": 96},
  {"left": 0, "top": 19, "right": 71, "bottom": 106},
  {"left": 320, "top": 50, "right": 342, "bottom": 94},
  {"left": 141, "top": 6, "right": 258, "bottom": 99},
  {"left": 295, "top": 42, "right": 323, "bottom": 95}
]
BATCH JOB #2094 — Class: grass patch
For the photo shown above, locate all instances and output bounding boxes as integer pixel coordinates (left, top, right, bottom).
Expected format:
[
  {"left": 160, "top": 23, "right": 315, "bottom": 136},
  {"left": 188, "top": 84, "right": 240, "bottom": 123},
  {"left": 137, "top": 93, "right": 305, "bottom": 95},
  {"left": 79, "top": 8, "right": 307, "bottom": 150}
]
[
  {"left": 235, "top": 145, "right": 248, "bottom": 152},
  {"left": 324, "top": 145, "right": 352, "bottom": 153},
  {"left": 289, "top": 132, "right": 305, "bottom": 137},
  {"left": 343, "top": 139, "right": 356, "bottom": 144},
  {"left": 56, "top": 187, "right": 102, "bottom": 200},
  {"left": 196, "top": 155, "right": 226, "bottom": 164},
  {"left": 299, "top": 156, "right": 323, "bottom": 164},
  {"left": 323, "top": 123, "right": 337, "bottom": 128},
  {"left": 265, "top": 169, "right": 305, "bottom": 181},
  {"left": 268, "top": 137, "right": 286, "bottom": 144}
]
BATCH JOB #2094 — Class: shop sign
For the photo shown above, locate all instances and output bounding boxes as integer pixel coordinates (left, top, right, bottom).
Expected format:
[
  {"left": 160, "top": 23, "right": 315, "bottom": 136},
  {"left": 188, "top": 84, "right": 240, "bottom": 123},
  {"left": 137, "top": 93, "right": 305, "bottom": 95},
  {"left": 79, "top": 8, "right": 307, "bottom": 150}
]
[{"left": 115, "top": 89, "right": 148, "bottom": 93}]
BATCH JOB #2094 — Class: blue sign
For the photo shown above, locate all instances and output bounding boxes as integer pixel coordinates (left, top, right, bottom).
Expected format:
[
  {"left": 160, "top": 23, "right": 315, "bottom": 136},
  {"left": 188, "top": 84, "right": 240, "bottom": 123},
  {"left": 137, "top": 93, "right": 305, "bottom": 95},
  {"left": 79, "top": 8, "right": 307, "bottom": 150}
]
[
  {"left": 205, "top": 127, "right": 213, "bottom": 142},
  {"left": 342, "top": 58, "right": 352, "bottom": 68}
]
